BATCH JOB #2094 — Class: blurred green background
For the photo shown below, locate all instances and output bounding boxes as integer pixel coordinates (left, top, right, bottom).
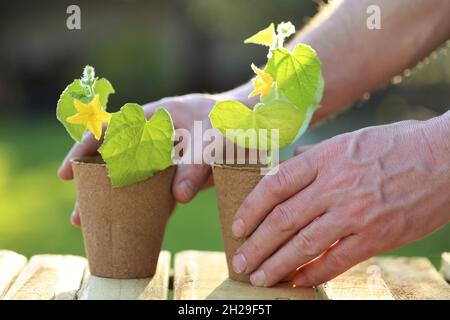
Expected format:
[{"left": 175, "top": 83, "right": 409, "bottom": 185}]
[{"left": 0, "top": 0, "right": 448, "bottom": 266}]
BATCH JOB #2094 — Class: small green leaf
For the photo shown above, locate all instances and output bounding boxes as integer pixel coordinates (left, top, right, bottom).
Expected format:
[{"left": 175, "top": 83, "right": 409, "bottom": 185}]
[
  {"left": 312, "top": 73, "right": 324, "bottom": 111},
  {"left": 244, "top": 23, "right": 275, "bottom": 47},
  {"left": 69, "top": 91, "right": 89, "bottom": 102},
  {"left": 94, "top": 78, "right": 115, "bottom": 109},
  {"left": 99, "top": 104, "right": 174, "bottom": 187},
  {"left": 265, "top": 44, "right": 323, "bottom": 110},
  {"left": 209, "top": 99, "right": 306, "bottom": 150},
  {"left": 56, "top": 80, "right": 87, "bottom": 142},
  {"left": 57, "top": 78, "right": 115, "bottom": 143}
]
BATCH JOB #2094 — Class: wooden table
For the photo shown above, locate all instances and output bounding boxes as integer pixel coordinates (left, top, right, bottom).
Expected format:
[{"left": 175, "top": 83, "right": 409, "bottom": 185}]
[{"left": 1, "top": 250, "right": 449, "bottom": 300}]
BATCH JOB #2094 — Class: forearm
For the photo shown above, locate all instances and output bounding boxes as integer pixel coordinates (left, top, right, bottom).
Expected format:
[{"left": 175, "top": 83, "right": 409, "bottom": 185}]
[
  {"left": 222, "top": 0, "right": 450, "bottom": 123},
  {"left": 296, "top": 0, "right": 450, "bottom": 125}
]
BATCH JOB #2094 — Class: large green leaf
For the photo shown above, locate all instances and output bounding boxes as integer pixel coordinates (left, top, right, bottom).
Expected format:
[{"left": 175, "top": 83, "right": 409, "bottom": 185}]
[
  {"left": 209, "top": 99, "right": 306, "bottom": 150},
  {"left": 56, "top": 78, "right": 115, "bottom": 142},
  {"left": 99, "top": 104, "right": 174, "bottom": 187},
  {"left": 265, "top": 44, "right": 323, "bottom": 110}
]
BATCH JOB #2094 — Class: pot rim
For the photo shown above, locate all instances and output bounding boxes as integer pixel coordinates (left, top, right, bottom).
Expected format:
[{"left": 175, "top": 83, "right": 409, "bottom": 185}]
[
  {"left": 71, "top": 156, "right": 106, "bottom": 167},
  {"left": 211, "top": 163, "right": 268, "bottom": 173},
  {"left": 71, "top": 156, "right": 177, "bottom": 175}
]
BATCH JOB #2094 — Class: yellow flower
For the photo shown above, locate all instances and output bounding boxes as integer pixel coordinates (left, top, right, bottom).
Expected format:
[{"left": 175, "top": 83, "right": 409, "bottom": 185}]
[
  {"left": 248, "top": 63, "right": 274, "bottom": 99},
  {"left": 66, "top": 94, "right": 111, "bottom": 140}
]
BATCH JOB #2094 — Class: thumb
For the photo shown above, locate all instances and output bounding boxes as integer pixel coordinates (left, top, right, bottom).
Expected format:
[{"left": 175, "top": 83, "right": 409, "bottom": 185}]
[
  {"left": 173, "top": 163, "right": 211, "bottom": 203},
  {"left": 71, "top": 202, "right": 81, "bottom": 228}
]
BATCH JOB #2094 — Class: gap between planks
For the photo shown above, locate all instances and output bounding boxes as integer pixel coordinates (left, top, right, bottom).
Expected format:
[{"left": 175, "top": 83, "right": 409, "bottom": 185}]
[{"left": 442, "top": 252, "right": 450, "bottom": 283}]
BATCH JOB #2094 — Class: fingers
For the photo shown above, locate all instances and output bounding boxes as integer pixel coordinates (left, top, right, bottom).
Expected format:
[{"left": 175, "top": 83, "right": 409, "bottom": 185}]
[
  {"left": 57, "top": 132, "right": 100, "bottom": 180},
  {"left": 292, "top": 234, "right": 373, "bottom": 287},
  {"left": 173, "top": 163, "right": 211, "bottom": 203},
  {"left": 232, "top": 154, "right": 317, "bottom": 239},
  {"left": 71, "top": 202, "right": 81, "bottom": 228},
  {"left": 248, "top": 211, "right": 352, "bottom": 287},
  {"left": 232, "top": 184, "right": 327, "bottom": 275}
]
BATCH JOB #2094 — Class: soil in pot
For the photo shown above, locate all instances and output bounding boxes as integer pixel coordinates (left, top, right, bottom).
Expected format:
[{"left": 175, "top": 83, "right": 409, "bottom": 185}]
[
  {"left": 71, "top": 156, "right": 175, "bottom": 279},
  {"left": 212, "top": 163, "right": 266, "bottom": 282}
]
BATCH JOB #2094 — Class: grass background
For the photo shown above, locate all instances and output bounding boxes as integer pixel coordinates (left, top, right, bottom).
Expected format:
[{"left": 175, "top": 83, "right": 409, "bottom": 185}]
[{"left": 1, "top": 116, "right": 448, "bottom": 268}]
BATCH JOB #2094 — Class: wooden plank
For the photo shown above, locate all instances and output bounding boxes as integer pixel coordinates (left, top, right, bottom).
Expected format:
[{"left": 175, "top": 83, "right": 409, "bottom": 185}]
[
  {"left": 317, "top": 258, "right": 394, "bottom": 300},
  {"left": 374, "top": 256, "right": 450, "bottom": 300},
  {"left": 0, "top": 251, "right": 27, "bottom": 299},
  {"left": 3, "top": 255, "right": 87, "bottom": 300},
  {"left": 318, "top": 256, "right": 450, "bottom": 300},
  {"left": 173, "top": 250, "right": 316, "bottom": 300},
  {"left": 77, "top": 251, "right": 170, "bottom": 300},
  {"left": 441, "top": 252, "right": 450, "bottom": 283}
]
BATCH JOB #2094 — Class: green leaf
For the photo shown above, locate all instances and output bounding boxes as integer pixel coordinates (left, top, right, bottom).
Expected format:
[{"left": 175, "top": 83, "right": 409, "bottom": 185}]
[
  {"left": 209, "top": 99, "right": 306, "bottom": 150},
  {"left": 312, "top": 73, "right": 324, "bottom": 111},
  {"left": 56, "top": 78, "right": 115, "bottom": 143},
  {"left": 244, "top": 23, "right": 275, "bottom": 47},
  {"left": 99, "top": 104, "right": 174, "bottom": 187},
  {"left": 56, "top": 80, "right": 87, "bottom": 142},
  {"left": 94, "top": 78, "right": 115, "bottom": 109},
  {"left": 265, "top": 44, "right": 323, "bottom": 110},
  {"left": 69, "top": 91, "right": 89, "bottom": 102}
]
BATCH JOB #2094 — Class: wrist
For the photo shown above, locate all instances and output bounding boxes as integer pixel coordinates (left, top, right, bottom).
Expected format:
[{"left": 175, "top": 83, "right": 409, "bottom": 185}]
[{"left": 423, "top": 111, "right": 450, "bottom": 165}]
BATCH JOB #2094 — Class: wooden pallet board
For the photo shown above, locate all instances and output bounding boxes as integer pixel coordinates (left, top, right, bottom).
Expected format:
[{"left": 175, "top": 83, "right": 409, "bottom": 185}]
[
  {"left": 317, "top": 258, "right": 394, "bottom": 300},
  {"left": 442, "top": 252, "right": 450, "bottom": 283},
  {"left": 319, "top": 256, "right": 450, "bottom": 300},
  {"left": 0, "top": 251, "right": 27, "bottom": 299},
  {"left": 1, "top": 250, "right": 449, "bottom": 300},
  {"left": 3, "top": 255, "right": 87, "bottom": 300},
  {"left": 173, "top": 250, "right": 317, "bottom": 300},
  {"left": 374, "top": 256, "right": 450, "bottom": 300},
  {"left": 77, "top": 251, "right": 170, "bottom": 300}
]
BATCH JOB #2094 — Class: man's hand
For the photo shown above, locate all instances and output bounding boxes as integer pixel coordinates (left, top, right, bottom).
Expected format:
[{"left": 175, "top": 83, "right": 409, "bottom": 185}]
[
  {"left": 231, "top": 113, "right": 450, "bottom": 287},
  {"left": 58, "top": 93, "right": 219, "bottom": 226}
]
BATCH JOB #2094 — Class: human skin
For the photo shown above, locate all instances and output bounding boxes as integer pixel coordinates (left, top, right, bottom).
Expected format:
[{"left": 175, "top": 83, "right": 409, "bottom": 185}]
[
  {"left": 58, "top": 0, "right": 450, "bottom": 283},
  {"left": 232, "top": 112, "right": 450, "bottom": 287},
  {"left": 231, "top": 0, "right": 450, "bottom": 287}
]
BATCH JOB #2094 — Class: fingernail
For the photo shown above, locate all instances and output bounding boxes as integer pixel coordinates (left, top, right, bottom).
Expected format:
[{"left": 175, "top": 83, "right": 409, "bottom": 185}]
[
  {"left": 232, "top": 218, "right": 245, "bottom": 238},
  {"left": 250, "top": 270, "right": 266, "bottom": 287},
  {"left": 71, "top": 211, "right": 80, "bottom": 228},
  {"left": 179, "top": 179, "right": 195, "bottom": 200},
  {"left": 232, "top": 254, "right": 247, "bottom": 274}
]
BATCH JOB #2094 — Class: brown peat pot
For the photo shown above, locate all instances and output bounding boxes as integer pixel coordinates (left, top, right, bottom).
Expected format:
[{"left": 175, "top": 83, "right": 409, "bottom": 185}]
[
  {"left": 71, "top": 156, "right": 175, "bottom": 279},
  {"left": 212, "top": 163, "right": 266, "bottom": 282}
]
